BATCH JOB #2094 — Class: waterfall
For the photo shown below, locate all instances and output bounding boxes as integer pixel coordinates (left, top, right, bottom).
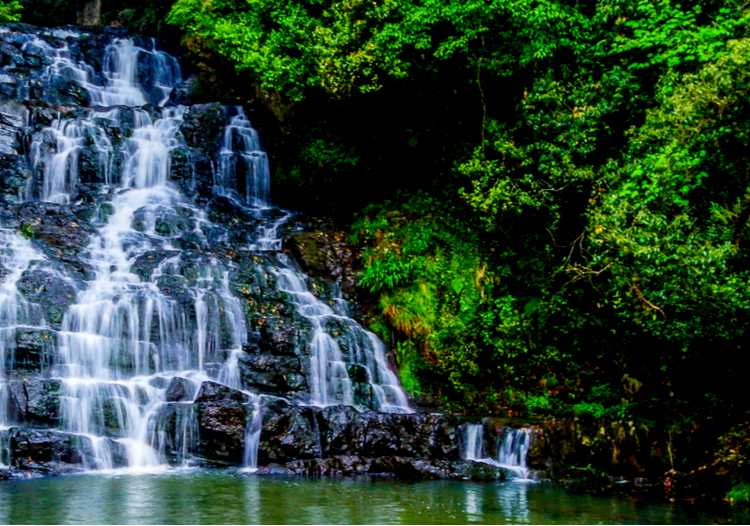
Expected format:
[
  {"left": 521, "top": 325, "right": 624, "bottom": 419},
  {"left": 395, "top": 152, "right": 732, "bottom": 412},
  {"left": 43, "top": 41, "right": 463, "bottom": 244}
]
[
  {"left": 462, "top": 423, "right": 485, "bottom": 461},
  {"left": 0, "top": 26, "right": 413, "bottom": 475},
  {"left": 241, "top": 397, "right": 263, "bottom": 472},
  {"left": 497, "top": 428, "right": 532, "bottom": 480},
  {"left": 461, "top": 424, "right": 534, "bottom": 480},
  {"left": 0, "top": 229, "right": 48, "bottom": 467},
  {"left": 216, "top": 107, "right": 270, "bottom": 207},
  {"left": 30, "top": 116, "right": 115, "bottom": 204},
  {"left": 0, "top": 230, "right": 46, "bottom": 377},
  {"left": 269, "top": 257, "right": 411, "bottom": 412},
  {"left": 212, "top": 103, "right": 411, "bottom": 413}
]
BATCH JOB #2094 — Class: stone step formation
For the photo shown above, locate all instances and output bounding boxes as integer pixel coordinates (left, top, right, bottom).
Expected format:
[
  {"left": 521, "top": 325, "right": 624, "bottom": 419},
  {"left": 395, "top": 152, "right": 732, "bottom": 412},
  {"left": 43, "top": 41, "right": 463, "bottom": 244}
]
[{"left": 0, "top": 24, "right": 531, "bottom": 480}]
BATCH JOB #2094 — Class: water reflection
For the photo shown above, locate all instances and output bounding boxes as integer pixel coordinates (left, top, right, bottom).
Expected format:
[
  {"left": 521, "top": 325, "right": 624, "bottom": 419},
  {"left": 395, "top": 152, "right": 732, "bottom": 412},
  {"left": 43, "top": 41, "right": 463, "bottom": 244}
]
[
  {"left": 497, "top": 481, "right": 529, "bottom": 523},
  {"left": 0, "top": 471, "right": 742, "bottom": 524}
]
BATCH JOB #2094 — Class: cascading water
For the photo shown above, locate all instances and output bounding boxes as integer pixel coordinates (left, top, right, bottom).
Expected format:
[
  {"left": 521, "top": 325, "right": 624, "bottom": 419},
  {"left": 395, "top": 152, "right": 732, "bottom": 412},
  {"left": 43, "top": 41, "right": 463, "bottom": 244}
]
[
  {"left": 215, "top": 107, "right": 411, "bottom": 414},
  {"left": 269, "top": 258, "right": 411, "bottom": 412},
  {"left": 460, "top": 424, "right": 534, "bottom": 480},
  {"left": 216, "top": 107, "right": 270, "bottom": 208},
  {"left": 462, "top": 423, "right": 485, "bottom": 461},
  {"left": 0, "top": 26, "right": 413, "bottom": 476},
  {"left": 0, "top": 228, "right": 50, "bottom": 466},
  {"left": 497, "top": 428, "right": 533, "bottom": 480}
]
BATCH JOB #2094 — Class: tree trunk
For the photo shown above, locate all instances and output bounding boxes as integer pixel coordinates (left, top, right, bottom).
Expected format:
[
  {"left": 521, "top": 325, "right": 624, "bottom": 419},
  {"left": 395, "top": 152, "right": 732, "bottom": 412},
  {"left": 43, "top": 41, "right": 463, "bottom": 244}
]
[{"left": 76, "top": 0, "right": 102, "bottom": 27}]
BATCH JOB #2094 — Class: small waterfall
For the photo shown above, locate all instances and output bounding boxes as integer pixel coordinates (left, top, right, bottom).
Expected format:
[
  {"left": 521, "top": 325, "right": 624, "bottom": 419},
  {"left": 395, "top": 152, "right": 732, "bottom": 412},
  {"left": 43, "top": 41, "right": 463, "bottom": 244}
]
[
  {"left": 209, "top": 106, "right": 411, "bottom": 413},
  {"left": 0, "top": 228, "right": 49, "bottom": 467},
  {"left": 462, "top": 423, "right": 485, "bottom": 461},
  {"left": 270, "top": 257, "right": 411, "bottom": 413},
  {"left": 497, "top": 428, "right": 533, "bottom": 480},
  {"left": 461, "top": 424, "right": 534, "bottom": 480},
  {"left": 241, "top": 397, "right": 263, "bottom": 472},
  {"left": 216, "top": 107, "right": 270, "bottom": 207},
  {"left": 31, "top": 115, "right": 115, "bottom": 203},
  {"left": 0, "top": 229, "right": 46, "bottom": 378}
]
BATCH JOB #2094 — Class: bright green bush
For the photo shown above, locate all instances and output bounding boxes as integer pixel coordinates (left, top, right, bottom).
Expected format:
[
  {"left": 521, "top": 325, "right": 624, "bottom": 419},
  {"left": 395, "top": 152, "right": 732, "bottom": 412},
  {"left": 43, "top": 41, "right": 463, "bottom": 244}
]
[{"left": 0, "top": 0, "right": 21, "bottom": 22}]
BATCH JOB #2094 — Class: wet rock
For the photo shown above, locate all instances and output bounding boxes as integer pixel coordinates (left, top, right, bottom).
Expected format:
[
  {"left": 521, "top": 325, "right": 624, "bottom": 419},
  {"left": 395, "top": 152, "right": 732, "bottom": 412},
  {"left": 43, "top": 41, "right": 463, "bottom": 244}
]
[
  {"left": 256, "top": 314, "right": 302, "bottom": 357},
  {"left": 168, "top": 74, "right": 198, "bottom": 105},
  {"left": 194, "top": 381, "right": 252, "bottom": 464},
  {"left": 194, "top": 381, "right": 251, "bottom": 404},
  {"left": 0, "top": 101, "right": 32, "bottom": 201},
  {"left": 7, "top": 327, "right": 55, "bottom": 372},
  {"left": 149, "top": 403, "right": 201, "bottom": 465},
  {"left": 165, "top": 377, "right": 197, "bottom": 402},
  {"left": 0, "top": 72, "right": 18, "bottom": 98},
  {"left": 23, "top": 377, "right": 63, "bottom": 425},
  {"left": 195, "top": 399, "right": 248, "bottom": 465},
  {"left": 0, "top": 101, "right": 26, "bottom": 155},
  {"left": 257, "top": 397, "right": 321, "bottom": 463},
  {"left": 180, "top": 103, "right": 227, "bottom": 153},
  {"left": 176, "top": 104, "right": 227, "bottom": 198},
  {"left": 14, "top": 203, "right": 95, "bottom": 279},
  {"left": 316, "top": 407, "right": 459, "bottom": 460},
  {"left": 8, "top": 428, "right": 126, "bottom": 473},
  {"left": 256, "top": 400, "right": 459, "bottom": 466},
  {"left": 155, "top": 274, "right": 193, "bottom": 310},
  {"left": 0, "top": 154, "right": 32, "bottom": 202},
  {"left": 131, "top": 250, "right": 180, "bottom": 280},
  {"left": 77, "top": 143, "right": 107, "bottom": 184},
  {"left": 235, "top": 351, "right": 307, "bottom": 395},
  {"left": 45, "top": 68, "right": 91, "bottom": 107},
  {"left": 16, "top": 267, "right": 78, "bottom": 330},
  {"left": 287, "top": 230, "right": 359, "bottom": 295},
  {"left": 169, "top": 145, "right": 193, "bottom": 191}
]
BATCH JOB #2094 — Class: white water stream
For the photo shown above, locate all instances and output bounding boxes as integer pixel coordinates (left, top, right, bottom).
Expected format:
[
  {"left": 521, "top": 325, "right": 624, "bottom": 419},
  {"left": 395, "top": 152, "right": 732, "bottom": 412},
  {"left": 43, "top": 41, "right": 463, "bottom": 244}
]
[
  {"left": 461, "top": 423, "right": 534, "bottom": 480},
  {"left": 0, "top": 31, "right": 411, "bottom": 472}
]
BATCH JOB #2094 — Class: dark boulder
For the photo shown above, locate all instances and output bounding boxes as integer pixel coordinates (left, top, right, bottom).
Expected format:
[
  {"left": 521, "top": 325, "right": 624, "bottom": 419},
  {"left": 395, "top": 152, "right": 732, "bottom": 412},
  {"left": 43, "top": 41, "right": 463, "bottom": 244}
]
[
  {"left": 8, "top": 428, "right": 126, "bottom": 473},
  {"left": 235, "top": 351, "right": 307, "bottom": 395},
  {"left": 14, "top": 203, "right": 95, "bottom": 279},
  {"left": 165, "top": 377, "right": 199, "bottom": 402},
  {"left": 17, "top": 267, "right": 78, "bottom": 330},
  {"left": 23, "top": 377, "right": 63, "bottom": 425},
  {"left": 194, "top": 381, "right": 252, "bottom": 464},
  {"left": 6, "top": 327, "right": 55, "bottom": 373},
  {"left": 194, "top": 381, "right": 251, "bottom": 404},
  {"left": 257, "top": 397, "right": 321, "bottom": 463},
  {"left": 316, "top": 407, "right": 459, "bottom": 460},
  {"left": 180, "top": 103, "right": 227, "bottom": 154}
]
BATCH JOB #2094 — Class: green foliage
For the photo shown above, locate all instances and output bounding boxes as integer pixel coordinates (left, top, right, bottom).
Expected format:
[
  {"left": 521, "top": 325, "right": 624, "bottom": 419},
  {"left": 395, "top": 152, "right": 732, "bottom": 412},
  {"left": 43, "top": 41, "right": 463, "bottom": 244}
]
[
  {"left": 353, "top": 195, "right": 501, "bottom": 408},
  {"left": 0, "top": 0, "right": 21, "bottom": 22},
  {"left": 301, "top": 138, "right": 359, "bottom": 174},
  {"left": 19, "top": 223, "right": 34, "bottom": 240},
  {"left": 728, "top": 483, "right": 750, "bottom": 506},
  {"left": 167, "top": 0, "right": 750, "bottom": 478}
]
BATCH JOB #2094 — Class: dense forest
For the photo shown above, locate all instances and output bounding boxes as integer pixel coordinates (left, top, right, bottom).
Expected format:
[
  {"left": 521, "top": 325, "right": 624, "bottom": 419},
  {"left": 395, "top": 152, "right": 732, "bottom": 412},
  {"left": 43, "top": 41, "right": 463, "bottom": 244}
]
[{"left": 3, "top": 0, "right": 750, "bottom": 505}]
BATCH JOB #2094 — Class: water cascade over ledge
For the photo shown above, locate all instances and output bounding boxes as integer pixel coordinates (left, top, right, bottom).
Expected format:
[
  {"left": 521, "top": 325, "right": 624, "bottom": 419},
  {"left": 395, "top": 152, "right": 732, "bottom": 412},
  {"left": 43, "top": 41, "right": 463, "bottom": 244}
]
[
  {"left": 0, "top": 26, "right": 425, "bottom": 476},
  {"left": 461, "top": 424, "right": 534, "bottom": 480}
]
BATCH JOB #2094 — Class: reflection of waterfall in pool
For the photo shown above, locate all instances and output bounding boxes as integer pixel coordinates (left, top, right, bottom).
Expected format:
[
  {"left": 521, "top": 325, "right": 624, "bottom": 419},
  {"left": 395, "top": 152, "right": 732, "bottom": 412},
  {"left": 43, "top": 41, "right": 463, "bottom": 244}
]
[{"left": 496, "top": 480, "right": 530, "bottom": 523}]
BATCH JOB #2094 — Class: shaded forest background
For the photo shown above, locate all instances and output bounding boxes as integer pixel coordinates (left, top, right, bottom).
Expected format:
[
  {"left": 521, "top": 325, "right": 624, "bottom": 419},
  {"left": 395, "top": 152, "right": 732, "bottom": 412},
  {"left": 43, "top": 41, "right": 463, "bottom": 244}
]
[{"left": 2, "top": 0, "right": 750, "bottom": 502}]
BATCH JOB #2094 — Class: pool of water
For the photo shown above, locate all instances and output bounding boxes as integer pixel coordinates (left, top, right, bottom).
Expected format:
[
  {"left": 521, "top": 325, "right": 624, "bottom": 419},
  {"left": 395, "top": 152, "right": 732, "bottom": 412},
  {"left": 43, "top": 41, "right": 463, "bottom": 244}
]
[{"left": 0, "top": 471, "right": 744, "bottom": 524}]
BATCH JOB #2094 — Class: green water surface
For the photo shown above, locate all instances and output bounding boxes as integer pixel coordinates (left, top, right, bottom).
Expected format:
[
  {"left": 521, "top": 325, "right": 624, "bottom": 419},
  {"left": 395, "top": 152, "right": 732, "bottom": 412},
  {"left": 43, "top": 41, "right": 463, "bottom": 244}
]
[{"left": 0, "top": 471, "right": 744, "bottom": 524}]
